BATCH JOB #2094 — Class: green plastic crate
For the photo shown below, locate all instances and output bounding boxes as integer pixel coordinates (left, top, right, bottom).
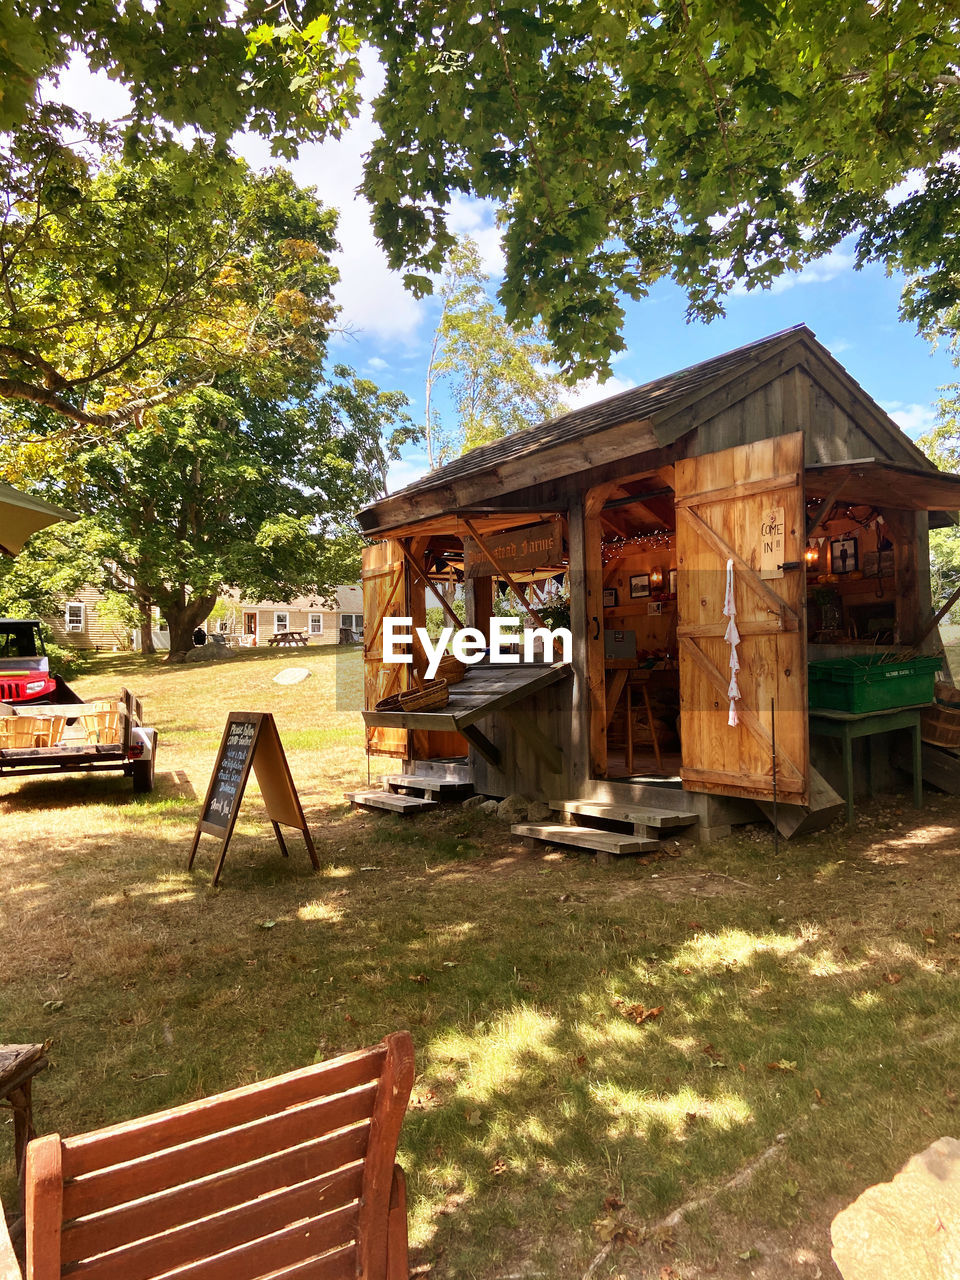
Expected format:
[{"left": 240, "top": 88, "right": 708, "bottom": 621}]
[{"left": 808, "top": 654, "right": 942, "bottom": 713}]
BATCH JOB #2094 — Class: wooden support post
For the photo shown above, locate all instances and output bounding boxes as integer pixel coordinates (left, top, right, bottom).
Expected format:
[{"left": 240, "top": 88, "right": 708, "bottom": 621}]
[{"left": 568, "top": 485, "right": 611, "bottom": 783}]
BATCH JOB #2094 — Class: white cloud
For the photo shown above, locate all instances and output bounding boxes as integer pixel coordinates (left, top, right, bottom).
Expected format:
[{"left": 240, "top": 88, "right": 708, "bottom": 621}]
[
  {"left": 825, "top": 337, "right": 853, "bottom": 356},
  {"left": 448, "top": 194, "right": 505, "bottom": 276},
  {"left": 46, "top": 52, "right": 134, "bottom": 121},
  {"left": 366, "top": 356, "right": 388, "bottom": 370},
  {"left": 386, "top": 453, "right": 431, "bottom": 494},
  {"left": 882, "top": 400, "right": 937, "bottom": 439},
  {"left": 767, "top": 250, "right": 857, "bottom": 295},
  {"left": 563, "top": 373, "right": 636, "bottom": 412}
]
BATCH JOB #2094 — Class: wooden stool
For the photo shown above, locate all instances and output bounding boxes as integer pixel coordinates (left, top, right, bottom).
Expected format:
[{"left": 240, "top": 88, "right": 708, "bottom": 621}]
[
  {"left": 0, "top": 1044, "right": 48, "bottom": 1215},
  {"left": 626, "top": 682, "right": 664, "bottom": 775}
]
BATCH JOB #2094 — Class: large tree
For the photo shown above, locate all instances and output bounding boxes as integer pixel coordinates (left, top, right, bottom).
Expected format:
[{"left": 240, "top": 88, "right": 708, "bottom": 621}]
[
  {"left": 1, "top": 5, "right": 360, "bottom": 154},
  {"left": 72, "top": 368, "right": 412, "bottom": 657},
  {"left": 352, "top": 0, "right": 960, "bottom": 378},
  {"left": 424, "top": 237, "right": 567, "bottom": 462},
  {"left": 0, "top": 127, "right": 339, "bottom": 433}
]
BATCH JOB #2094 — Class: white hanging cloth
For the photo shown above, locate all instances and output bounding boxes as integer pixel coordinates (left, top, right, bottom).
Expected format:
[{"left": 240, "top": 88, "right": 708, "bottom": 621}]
[{"left": 722, "top": 557, "right": 741, "bottom": 726}]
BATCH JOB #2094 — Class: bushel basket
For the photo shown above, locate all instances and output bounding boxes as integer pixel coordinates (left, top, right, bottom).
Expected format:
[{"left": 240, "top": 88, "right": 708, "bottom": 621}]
[{"left": 375, "top": 678, "right": 449, "bottom": 713}]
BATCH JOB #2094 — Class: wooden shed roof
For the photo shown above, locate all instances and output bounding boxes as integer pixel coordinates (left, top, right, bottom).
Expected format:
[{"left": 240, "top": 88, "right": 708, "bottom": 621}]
[{"left": 360, "top": 325, "right": 937, "bottom": 535}]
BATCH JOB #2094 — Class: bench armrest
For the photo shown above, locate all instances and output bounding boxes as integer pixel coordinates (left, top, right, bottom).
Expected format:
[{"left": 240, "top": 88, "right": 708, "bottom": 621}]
[{"left": 0, "top": 1199, "right": 23, "bottom": 1280}]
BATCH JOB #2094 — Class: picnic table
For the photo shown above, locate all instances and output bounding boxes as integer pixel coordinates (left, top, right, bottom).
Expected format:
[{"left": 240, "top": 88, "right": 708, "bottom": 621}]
[{"left": 268, "top": 631, "right": 308, "bottom": 647}]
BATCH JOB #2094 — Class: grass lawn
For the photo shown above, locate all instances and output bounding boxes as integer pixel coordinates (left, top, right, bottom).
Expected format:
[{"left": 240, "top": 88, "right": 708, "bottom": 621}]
[{"left": 3, "top": 643, "right": 960, "bottom": 1279}]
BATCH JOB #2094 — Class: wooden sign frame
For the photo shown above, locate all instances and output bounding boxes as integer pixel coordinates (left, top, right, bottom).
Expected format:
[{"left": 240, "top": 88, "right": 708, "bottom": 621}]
[{"left": 188, "top": 712, "right": 320, "bottom": 886}]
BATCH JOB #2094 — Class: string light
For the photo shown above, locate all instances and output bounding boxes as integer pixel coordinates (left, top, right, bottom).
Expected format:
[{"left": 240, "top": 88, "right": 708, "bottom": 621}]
[{"left": 601, "top": 528, "right": 674, "bottom": 564}]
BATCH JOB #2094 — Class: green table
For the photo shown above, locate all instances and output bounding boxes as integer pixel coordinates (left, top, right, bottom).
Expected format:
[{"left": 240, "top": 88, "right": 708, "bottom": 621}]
[{"left": 808, "top": 704, "right": 925, "bottom": 827}]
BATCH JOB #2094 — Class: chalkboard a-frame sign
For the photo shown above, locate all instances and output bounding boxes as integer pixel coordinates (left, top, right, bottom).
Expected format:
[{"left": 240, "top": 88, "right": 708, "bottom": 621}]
[{"left": 188, "top": 712, "right": 320, "bottom": 886}]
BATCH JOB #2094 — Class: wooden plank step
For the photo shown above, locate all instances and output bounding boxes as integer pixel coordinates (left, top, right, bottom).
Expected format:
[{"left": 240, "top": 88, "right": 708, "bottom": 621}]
[
  {"left": 381, "top": 774, "right": 472, "bottom": 796},
  {"left": 919, "top": 743, "right": 960, "bottom": 796},
  {"left": 345, "top": 790, "right": 437, "bottom": 814},
  {"left": 403, "top": 758, "right": 472, "bottom": 783},
  {"left": 558, "top": 800, "right": 698, "bottom": 831},
  {"left": 511, "top": 823, "right": 659, "bottom": 855}
]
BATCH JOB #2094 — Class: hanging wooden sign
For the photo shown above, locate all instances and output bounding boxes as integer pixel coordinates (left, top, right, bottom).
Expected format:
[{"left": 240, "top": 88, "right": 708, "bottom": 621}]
[
  {"left": 759, "top": 505, "right": 785, "bottom": 579},
  {"left": 188, "top": 711, "right": 320, "bottom": 887},
  {"left": 463, "top": 519, "right": 562, "bottom": 578}
]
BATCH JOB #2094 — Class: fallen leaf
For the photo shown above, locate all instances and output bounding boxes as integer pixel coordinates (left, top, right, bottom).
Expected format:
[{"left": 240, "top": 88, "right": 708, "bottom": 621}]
[
  {"left": 604, "top": 1194, "right": 624, "bottom": 1212},
  {"left": 701, "top": 1042, "right": 724, "bottom": 1061},
  {"left": 883, "top": 972, "right": 902, "bottom": 984},
  {"left": 766, "top": 1059, "right": 797, "bottom": 1072},
  {"left": 258, "top": 920, "right": 276, "bottom": 930},
  {"left": 612, "top": 997, "right": 664, "bottom": 1025},
  {"left": 408, "top": 973, "right": 430, "bottom": 984},
  {"left": 784, "top": 1178, "right": 800, "bottom": 1198},
  {"left": 660, "top": 1268, "right": 676, "bottom": 1279},
  {"left": 490, "top": 1157, "right": 508, "bottom": 1175},
  {"left": 739, "top": 1247, "right": 760, "bottom": 1260},
  {"left": 464, "top": 1108, "right": 482, "bottom": 1126},
  {"left": 42, "top": 999, "right": 64, "bottom": 1012}
]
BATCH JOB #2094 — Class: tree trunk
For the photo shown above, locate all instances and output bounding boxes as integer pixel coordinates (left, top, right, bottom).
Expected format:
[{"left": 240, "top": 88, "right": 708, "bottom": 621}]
[
  {"left": 164, "top": 593, "right": 218, "bottom": 660},
  {"left": 138, "top": 598, "right": 156, "bottom": 656}
]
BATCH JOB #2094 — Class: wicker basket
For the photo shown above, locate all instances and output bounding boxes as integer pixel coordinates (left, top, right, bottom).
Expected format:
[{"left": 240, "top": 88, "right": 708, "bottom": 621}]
[
  {"left": 375, "top": 679, "right": 450, "bottom": 713},
  {"left": 434, "top": 654, "right": 467, "bottom": 685},
  {"left": 921, "top": 702, "right": 960, "bottom": 751}
]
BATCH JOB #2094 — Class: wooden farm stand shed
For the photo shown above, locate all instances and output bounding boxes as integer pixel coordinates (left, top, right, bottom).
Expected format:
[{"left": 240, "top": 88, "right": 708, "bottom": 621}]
[{"left": 357, "top": 326, "right": 960, "bottom": 844}]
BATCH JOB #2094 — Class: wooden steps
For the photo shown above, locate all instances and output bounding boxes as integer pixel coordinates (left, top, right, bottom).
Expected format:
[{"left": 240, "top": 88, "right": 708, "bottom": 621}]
[
  {"left": 557, "top": 799, "right": 698, "bottom": 833},
  {"left": 400, "top": 758, "right": 472, "bottom": 783},
  {"left": 345, "top": 790, "right": 437, "bottom": 814},
  {"left": 346, "top": 759, "right": 473, "bottom": 816},
  {"left": 381, "top": 773, "right": 473, "bottom": 799},
  {"left": 514, "top": 791, "right": 699, "bottom": 859},
  {"left": 512, "top": 822, "right": 659, "bottom": 857}
]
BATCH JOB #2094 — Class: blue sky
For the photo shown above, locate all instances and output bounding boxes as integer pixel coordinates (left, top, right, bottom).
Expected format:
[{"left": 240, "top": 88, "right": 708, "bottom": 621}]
[{"left": 58, "top": 54, "right": 959, "bottom": 494}]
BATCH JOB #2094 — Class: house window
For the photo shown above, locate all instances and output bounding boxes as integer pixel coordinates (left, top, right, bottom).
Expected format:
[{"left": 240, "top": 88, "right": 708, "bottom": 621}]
[
  {"left": 274, "top": 611, "right": 289, "bottom": 633},
  {"left": 65, "top": 602, "right": 84, "bottom": 632},
  {"left": 217, "top": 618, "right": 229, "bottom": 633},
  {"left": 341, "top": 613, "right": 363, "bottom": 632},
  {"left": 309, "top": 613, "right": 323, "bottom": 635}
]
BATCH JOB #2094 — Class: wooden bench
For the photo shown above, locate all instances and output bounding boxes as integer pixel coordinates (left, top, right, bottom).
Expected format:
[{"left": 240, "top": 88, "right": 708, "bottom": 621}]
[
  {"left": 0, "top": 1032, "right": 414, "bottom": 1280},
  {"left": 0, "top": 1045, "right": 48, "bottom": 1217}
]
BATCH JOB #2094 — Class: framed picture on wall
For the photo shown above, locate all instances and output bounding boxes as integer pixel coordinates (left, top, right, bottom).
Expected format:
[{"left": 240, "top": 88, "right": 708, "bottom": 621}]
[
  {"left": 602, "top": 588, "right": 618, "bottom": 608},
  {"left": 629, "top": 573, "right": 650, "bottom": 599},
  {"left": 831, "top": 536, "right": 859, "bottom": 575},
  {"left": 668, "top": 568, "right": 678, "bottom": 596}
]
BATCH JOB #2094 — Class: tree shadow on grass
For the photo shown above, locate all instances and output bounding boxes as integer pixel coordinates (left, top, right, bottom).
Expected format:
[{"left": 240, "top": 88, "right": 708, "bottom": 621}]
[{"left": 3, "top": 802, "right": 960, "bottom": 1278}]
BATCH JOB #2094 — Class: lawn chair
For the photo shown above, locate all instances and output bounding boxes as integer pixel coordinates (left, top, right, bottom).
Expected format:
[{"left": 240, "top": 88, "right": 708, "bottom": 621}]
[{"left": 0, "top": 1032, "right": 415, "bottom": 1280}]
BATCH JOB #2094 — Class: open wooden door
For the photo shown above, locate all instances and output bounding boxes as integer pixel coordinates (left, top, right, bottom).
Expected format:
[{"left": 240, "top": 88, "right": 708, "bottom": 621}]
[
  {"left": 675, "top": 432, "right": 808, "bottom": 804},
  {"left": 362, "top": 540, "right": 408, "bottom": 759}
]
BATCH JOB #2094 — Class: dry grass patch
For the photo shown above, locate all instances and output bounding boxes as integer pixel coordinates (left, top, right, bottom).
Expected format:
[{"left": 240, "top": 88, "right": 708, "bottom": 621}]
[{"left": 2, "top": 645, "right": 960, "bottom": 1278}]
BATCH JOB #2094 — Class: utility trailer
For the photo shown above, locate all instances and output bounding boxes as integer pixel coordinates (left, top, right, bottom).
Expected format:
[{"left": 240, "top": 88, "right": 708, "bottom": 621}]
[{"left": 0, "top": 687, "right": 157, "bottom": 793}]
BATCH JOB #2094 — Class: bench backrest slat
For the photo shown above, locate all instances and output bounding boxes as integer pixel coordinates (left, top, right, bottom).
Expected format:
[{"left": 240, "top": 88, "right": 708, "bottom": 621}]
[{"left": 25, "top": 1034, "right": 413, "bottom": 1280}]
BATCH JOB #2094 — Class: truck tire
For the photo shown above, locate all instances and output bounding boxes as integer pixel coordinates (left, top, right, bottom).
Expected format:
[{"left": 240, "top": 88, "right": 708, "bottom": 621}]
[{"left": 132, "top": 730, "right": 157, "bottom": 793}]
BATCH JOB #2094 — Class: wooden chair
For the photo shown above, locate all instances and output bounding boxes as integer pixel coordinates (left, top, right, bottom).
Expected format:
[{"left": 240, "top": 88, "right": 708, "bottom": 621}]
[{"left": 0, "top": 1032, "right": 415, "bottom": 1280}]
